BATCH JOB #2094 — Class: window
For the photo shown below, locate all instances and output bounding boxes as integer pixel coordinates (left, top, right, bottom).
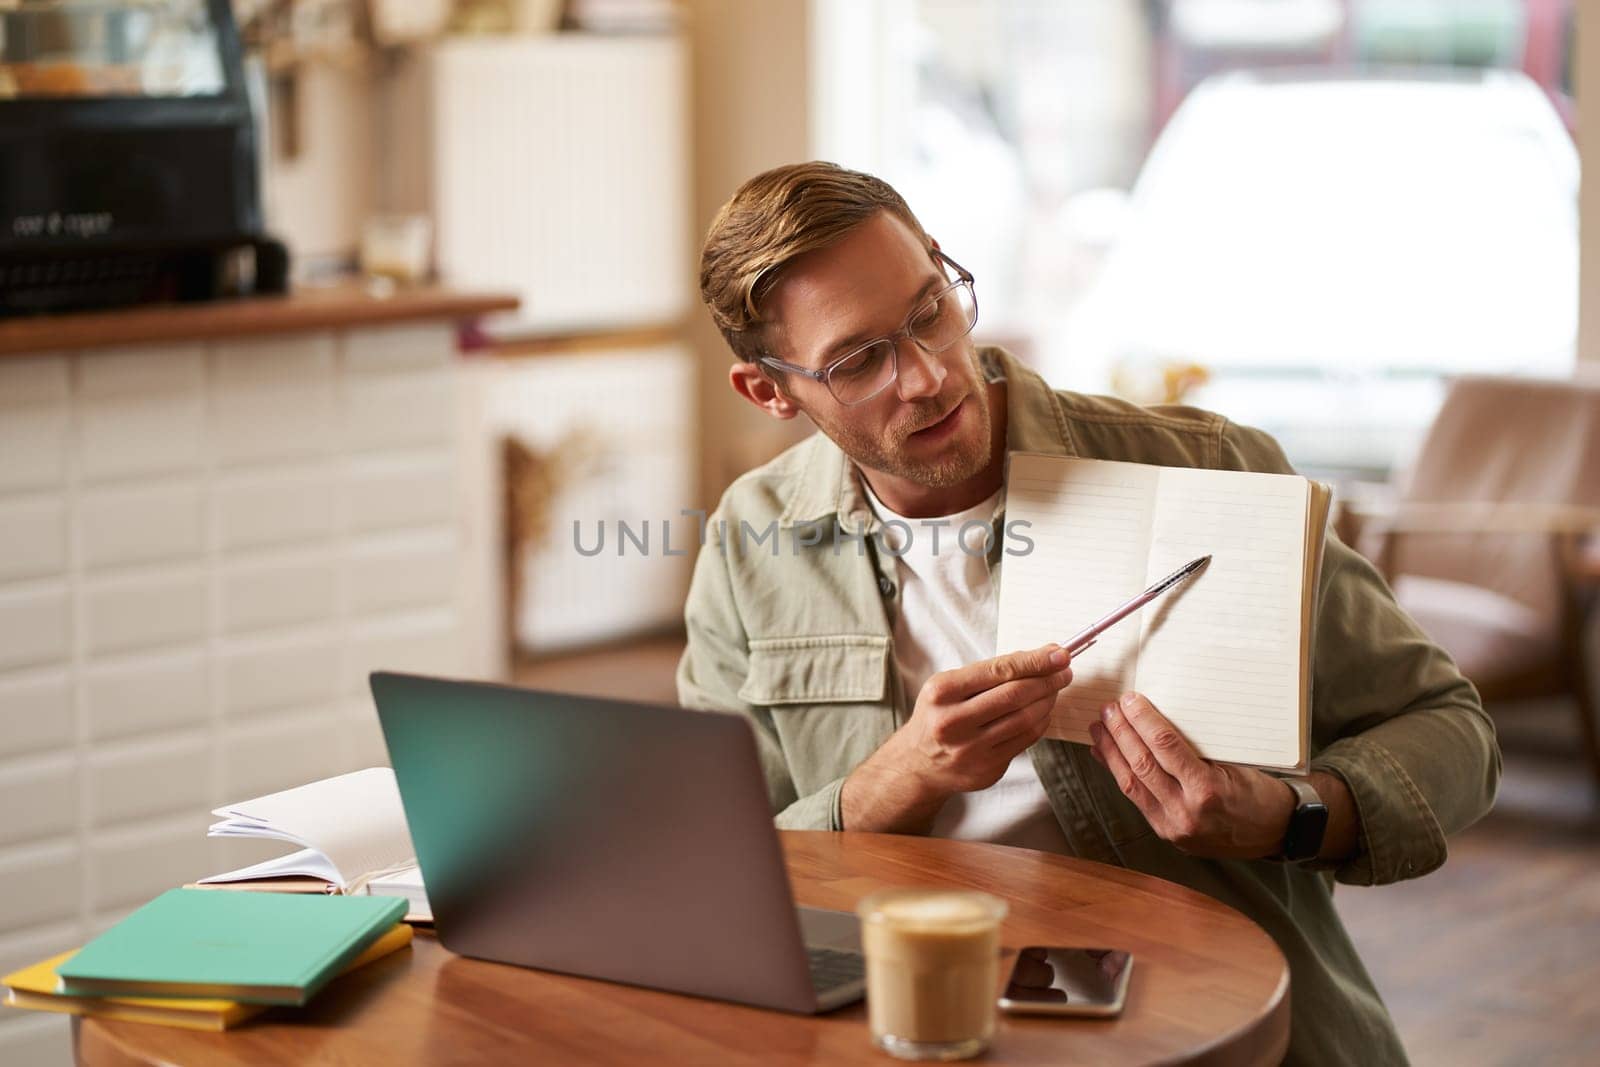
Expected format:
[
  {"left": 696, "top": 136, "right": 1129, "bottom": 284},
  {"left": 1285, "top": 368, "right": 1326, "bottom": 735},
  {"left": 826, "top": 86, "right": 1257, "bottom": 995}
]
[{"left": 813, "top": 0, "right": 1578, "bottom": 479}]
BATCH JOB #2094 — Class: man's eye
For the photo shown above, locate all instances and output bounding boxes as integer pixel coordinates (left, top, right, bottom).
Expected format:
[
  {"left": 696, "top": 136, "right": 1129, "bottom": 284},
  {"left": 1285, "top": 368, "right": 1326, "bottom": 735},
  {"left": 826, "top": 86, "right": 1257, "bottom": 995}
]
[
  {"left": 833, "top": 345, "right": 885, "bottom": 379},
  {"left": 912, "top": 302, "right": 942, "bottom": 330}
]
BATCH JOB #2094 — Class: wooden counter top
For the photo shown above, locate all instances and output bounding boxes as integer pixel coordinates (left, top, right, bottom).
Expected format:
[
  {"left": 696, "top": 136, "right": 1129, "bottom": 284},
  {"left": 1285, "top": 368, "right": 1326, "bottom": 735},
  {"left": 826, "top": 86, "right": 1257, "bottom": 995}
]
[{"left": 0, "top": 283, "right": 520, "bottom": 357}]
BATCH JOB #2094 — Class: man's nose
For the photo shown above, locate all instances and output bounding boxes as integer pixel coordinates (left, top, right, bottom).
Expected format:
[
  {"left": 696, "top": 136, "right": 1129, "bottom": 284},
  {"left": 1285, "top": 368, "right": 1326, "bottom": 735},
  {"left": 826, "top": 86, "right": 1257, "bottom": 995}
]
[{"left": 894, "top": 337, "right": 946, "bottom": 401}]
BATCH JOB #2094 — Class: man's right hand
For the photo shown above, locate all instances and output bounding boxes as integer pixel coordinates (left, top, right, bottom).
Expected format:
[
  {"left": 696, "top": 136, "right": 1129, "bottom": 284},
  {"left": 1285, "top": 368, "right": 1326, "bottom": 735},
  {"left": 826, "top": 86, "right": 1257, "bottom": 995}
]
[{"left": 840, "top": 644, "right": 1073, "bottom": 833}]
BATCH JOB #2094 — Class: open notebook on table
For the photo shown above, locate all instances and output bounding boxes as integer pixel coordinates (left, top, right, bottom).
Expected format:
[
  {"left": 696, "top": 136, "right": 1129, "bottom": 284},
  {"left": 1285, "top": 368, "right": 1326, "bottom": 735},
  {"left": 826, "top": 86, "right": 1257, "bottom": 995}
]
[
  {"left": 196, "top": 767, "right": 432, "bottom": 921},
  {"left": 997, "top": 453, "right": 1331, "bottom": 773}
]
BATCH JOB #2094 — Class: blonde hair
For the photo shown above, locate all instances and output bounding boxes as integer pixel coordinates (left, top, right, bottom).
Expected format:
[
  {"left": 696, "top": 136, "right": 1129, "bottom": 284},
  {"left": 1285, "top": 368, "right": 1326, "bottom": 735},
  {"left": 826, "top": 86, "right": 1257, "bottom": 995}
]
[{"left": 699, "top": 161, "right": 931, "bottom": 363}]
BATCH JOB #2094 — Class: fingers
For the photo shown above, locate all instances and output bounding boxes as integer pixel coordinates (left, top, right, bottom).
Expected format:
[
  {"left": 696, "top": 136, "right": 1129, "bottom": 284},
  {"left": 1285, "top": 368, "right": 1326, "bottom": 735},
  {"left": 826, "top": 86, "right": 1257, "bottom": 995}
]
[
  {"left": 960, "top": 667, "right": 1073, "bottom": 728},
  {"left": 936, "top": 644, "right": 1069, "bottom": 702},
  {"left": 1112, "top": 692, "right": 1211, "bottom": 792},
  {"left": 1095, "top": 695, "right": 1183, "bottom": 805},
  {"left": 980, "top": 692, "right": 1056, "bottom": 753},
  {"left": 1088, "top": 721, "right": 1159, "bottom": 815}
]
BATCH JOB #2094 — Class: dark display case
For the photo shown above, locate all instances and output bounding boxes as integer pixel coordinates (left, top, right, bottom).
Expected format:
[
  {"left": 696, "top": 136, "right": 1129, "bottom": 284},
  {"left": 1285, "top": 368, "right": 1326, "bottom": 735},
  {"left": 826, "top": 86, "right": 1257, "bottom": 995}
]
[{"left": 0, "top": 0, "right": 287, "bottom": 316}]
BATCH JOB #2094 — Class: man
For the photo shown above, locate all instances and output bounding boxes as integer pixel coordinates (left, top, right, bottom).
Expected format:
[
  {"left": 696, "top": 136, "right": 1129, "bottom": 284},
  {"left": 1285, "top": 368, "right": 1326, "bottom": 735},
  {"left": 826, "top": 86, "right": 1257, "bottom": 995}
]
[{"left": 678, "top": 161, "right": 1499, "bottom": 1064}]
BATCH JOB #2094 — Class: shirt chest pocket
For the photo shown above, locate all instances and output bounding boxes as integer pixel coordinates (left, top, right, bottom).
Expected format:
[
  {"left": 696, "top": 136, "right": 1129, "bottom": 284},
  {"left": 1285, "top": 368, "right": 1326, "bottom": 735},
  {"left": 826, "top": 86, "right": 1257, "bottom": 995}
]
[{"left": 738, "top": 635, "right": 897, "bottom": 797}]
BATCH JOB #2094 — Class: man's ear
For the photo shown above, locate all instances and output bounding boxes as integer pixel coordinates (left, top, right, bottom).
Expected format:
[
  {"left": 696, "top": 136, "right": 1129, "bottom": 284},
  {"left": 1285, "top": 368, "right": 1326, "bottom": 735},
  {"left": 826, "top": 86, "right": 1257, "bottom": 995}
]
[
  {"left": 930, "top": 236, "right": 941, "bottom": 253},
  {"left": 729, "top": 361, "right": 802, "bottom": 420}
]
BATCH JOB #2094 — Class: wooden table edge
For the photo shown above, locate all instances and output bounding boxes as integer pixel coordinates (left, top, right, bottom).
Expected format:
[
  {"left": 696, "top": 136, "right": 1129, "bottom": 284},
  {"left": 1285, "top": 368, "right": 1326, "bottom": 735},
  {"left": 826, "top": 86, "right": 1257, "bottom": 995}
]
[{"left": 72, "top": 833, "right": 1294, "bottom": 1066}]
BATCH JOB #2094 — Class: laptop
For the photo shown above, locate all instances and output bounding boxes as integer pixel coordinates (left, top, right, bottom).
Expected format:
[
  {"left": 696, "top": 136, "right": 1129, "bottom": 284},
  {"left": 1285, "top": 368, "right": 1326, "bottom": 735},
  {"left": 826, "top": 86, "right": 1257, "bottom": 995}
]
[{"left": 368, "top": 672, "right": 866, "bottom": 1013}]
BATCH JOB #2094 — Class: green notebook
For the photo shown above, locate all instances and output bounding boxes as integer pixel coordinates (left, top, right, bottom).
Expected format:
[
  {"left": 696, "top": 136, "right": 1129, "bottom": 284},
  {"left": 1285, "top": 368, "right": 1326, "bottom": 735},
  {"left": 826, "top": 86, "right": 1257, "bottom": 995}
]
[{"left": 56, "top": 889, "right": 407, "bottom": 1006}]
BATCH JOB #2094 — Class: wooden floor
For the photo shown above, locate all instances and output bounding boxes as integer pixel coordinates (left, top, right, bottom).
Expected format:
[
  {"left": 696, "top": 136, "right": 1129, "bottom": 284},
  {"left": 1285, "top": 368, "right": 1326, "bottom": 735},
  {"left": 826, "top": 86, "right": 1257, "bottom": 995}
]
[
  {"left": 1332, "top": 699, "right": 1600, "bottom": 1067},
  {"left": 515, "top": 637, "right": 1600, "bottom": 1066}
]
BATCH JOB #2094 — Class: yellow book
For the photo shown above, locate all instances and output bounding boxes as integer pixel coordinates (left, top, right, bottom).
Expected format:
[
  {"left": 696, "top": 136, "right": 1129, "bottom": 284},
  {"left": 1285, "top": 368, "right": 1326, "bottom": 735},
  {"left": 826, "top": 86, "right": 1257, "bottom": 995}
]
[{"left": 2, "top": 922, "right": 412, "bottom": 1032}]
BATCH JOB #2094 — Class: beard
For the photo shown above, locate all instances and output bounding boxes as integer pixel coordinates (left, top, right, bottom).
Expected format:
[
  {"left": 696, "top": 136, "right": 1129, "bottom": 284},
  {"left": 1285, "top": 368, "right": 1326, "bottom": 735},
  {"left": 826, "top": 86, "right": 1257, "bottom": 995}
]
[{"left": 806, "top": 348, "right": 994, "bottom": 489}]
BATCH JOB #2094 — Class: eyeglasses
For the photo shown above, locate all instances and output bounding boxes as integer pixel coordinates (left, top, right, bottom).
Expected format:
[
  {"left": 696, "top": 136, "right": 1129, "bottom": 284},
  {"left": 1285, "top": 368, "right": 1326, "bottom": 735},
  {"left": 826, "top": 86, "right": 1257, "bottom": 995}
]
[{"left": 758, "top": 250, "right": 978, "bottom": 407}]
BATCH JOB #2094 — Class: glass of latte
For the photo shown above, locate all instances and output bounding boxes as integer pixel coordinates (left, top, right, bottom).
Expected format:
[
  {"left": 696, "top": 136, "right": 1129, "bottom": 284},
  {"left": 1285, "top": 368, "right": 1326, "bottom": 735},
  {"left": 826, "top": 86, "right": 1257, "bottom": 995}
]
[{"left": 856, "top": 888, "right": 1008, "bottom": 1061}]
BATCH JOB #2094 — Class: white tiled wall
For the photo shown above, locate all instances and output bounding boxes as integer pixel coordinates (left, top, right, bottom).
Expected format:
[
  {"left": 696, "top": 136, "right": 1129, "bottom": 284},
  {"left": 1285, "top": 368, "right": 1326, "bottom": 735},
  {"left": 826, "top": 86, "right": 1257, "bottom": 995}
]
[{"left": 0, "top": 325, "right": 496, "bottom": 1066}]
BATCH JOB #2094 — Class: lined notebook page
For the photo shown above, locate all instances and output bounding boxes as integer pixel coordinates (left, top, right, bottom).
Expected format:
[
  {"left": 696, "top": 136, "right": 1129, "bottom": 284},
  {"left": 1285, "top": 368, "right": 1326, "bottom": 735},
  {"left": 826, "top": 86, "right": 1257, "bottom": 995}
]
[
  {"left": 997, "top": 455, "right": 1310, "bottom": 770},
  {"left": 995, "top": 455, "right": 1157, "bottom": 740},
  {"left": 1133, "top": 466, "right": 1309, "bottom": 768}
]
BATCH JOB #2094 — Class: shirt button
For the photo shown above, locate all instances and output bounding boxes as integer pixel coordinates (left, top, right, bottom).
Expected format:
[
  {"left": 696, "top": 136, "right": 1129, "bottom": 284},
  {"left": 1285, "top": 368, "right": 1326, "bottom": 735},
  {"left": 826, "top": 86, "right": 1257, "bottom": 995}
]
[{"left": 878, "top": 576, "right": 895, "bottom": 597}]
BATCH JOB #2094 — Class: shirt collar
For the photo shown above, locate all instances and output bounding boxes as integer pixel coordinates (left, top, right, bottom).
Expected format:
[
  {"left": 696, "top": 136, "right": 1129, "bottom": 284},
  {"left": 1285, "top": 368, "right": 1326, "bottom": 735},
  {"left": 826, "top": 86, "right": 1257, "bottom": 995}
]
[{"left": 779, "top": 345, "right": 1078, "bottom": 530}]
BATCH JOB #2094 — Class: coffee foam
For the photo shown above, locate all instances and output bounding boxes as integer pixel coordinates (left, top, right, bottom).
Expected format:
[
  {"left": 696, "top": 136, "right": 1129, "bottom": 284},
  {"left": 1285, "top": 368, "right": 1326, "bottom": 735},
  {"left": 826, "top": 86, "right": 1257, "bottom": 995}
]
[{"left": 871, "top": 892, "right": 996, "bottom": 930}]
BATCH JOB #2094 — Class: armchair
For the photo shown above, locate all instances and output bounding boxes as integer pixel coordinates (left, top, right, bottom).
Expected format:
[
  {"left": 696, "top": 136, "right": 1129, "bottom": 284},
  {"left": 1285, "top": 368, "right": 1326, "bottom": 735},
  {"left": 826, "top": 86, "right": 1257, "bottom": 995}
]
[{"left": 1345, "top": 374, "right": 1600, "bottom": 791}]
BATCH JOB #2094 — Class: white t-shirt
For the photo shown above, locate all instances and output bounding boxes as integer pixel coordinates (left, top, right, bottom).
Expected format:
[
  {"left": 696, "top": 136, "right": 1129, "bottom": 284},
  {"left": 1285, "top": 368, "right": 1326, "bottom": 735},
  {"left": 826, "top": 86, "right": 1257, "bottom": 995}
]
[{"left": 861, "top": 479, "right": 1071, "bottom": 854}]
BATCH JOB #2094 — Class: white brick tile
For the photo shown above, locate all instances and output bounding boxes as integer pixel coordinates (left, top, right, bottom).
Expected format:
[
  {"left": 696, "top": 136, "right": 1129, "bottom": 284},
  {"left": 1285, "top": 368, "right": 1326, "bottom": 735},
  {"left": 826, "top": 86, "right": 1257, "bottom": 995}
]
[
  {"left": 0, "top": 357, "right": 69, "bottom": 406},
  {"left": 0, "top": 408, "right": 69, "bottom": 493},
  {"left": 0, "top": 671, "right": 73, "bottom": 759},
  {"left": 221, "top": 713, "right": 342, "bottom": 800},
  {"left": 82, "top": 572, "right": 207, "bottom": 657},
  {"left": 214, "top": 333, "right": 335, "bottom": 388},
  {"left": 212, "top": 383, "right": 336, "bottom": 465},
  {"left": 0, "top": 1013, "right": 72, "bottom": 1067},
  {"left": 343, "top": 612, "right": 460, "bottom": 694},
  {"left": 216, "top": 469, "right": 335, "bottom": 551},
  {"left": 342, "top": 325, "right": 454, "bottom": 374},
  {"left": 78, "top": 393, "right": 205, "bottom": 483},
  {"left": 0, "top": 498, "right": 66, "bottom": 582},
  {"left": 83, "top": 651, "right": 208, "bottom": 741},
  {"left": 78, "top": 344, "right": 205, "bottom": 397},
  {"left": 343, "top": 454, "right": 455, "bottom": 532},
  {"left": 88, "top": 733, "right": 211, "bottom": 827},
  {"left": 0, "top": 840, "right": 82, "bottom": 933},
  {"left": 79, "top": 483, "right": 204, "bottom": 571},
  {"left": 343, "top": 371, "right": 457, "bottom": 451},
  {"left": 0, "top": 922, "right": 82, "bottom": 982},
  {"left": 220, "top": 557, "right": 336, "bottom": 634},
  {"left": 88, "top": 814, "right": 212, "bottom": 911},
  {"left": 219, "top": 632, "right": 340, "bottom": 718},
  {"left": 88, "top": 905, "right": 140, "bottom": 937},
  {"left": 0, "top": 753, "right": 77, "bottom": 848},
  {"left": 346, "top": 534, "right": 458, "bottom": 617},
  {"left": 0, "top": 585, "right": 70, "bottom": 672},
  {"left": 342, "top": 706, "right": 392, "bottom": 768}
]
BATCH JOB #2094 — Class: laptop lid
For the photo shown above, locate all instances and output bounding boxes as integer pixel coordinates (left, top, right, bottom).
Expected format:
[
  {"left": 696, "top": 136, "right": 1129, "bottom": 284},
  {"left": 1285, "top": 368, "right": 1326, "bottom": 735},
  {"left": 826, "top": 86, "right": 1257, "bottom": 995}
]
[{"left": 369, "top": 672, "right": 821, "bottom": 1013}]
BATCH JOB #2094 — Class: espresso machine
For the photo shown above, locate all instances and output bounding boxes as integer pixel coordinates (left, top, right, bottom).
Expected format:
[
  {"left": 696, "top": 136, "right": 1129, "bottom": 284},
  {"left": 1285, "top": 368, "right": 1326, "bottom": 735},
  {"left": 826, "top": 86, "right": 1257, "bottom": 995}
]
[{"left": 0, "top": 0, "right": 288, "bottom": 316}]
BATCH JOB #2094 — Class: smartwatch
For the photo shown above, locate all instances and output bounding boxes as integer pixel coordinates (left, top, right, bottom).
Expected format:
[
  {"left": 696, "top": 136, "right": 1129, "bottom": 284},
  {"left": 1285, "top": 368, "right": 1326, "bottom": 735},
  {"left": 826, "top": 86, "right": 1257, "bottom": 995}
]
[{"left": 1274, "top": 777, "right": 1329, "bottom": 862}]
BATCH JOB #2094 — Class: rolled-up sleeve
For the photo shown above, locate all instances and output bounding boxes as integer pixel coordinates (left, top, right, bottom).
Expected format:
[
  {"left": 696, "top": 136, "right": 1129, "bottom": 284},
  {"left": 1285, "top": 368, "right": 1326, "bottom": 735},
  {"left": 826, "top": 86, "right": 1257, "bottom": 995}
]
[
  {"left": 1306, "top": 538, "right": 1500, "bottom": 884},
  {"left": 675, "top": 513, "right": 846, "bottom": 830},
  {"left": 1221, "top": 422, "right": 1501, "bottom": 886}
]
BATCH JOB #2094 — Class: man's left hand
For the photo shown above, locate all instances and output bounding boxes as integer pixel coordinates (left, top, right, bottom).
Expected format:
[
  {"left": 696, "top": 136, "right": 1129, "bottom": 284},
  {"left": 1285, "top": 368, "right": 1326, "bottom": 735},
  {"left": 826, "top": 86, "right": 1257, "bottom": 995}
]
[{"left": 1088, "top": 692, "right": 1295, "bottom": 860}]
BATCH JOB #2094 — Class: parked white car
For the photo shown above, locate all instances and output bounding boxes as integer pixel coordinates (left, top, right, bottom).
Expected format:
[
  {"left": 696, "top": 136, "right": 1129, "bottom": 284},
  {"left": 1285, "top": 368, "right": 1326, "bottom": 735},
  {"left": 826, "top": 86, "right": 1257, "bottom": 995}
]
[{"left": 1041, "top": 67, "right": 1578, "bottom": 477}]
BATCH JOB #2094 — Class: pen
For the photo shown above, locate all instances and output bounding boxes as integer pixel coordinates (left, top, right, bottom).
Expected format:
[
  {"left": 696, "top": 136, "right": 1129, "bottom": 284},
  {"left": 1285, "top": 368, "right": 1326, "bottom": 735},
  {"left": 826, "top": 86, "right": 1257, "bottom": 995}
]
[{"left": 1062, "top": 555, "right": 1211, "bottom": 655}]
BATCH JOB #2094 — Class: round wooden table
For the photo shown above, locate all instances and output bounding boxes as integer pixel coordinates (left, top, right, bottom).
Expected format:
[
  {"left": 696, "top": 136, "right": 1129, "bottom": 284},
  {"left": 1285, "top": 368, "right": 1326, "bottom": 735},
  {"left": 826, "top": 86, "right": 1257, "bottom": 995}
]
[{"left": 75, "top": 832, "right": 1289, "bottom": 1066}]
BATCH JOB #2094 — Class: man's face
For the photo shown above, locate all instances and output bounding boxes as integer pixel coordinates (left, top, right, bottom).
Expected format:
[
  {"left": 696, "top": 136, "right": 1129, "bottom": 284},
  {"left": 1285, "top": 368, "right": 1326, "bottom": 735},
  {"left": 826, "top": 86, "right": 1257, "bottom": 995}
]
[{"left": 762, "top": 212, "right": 992, "bottom": 489}]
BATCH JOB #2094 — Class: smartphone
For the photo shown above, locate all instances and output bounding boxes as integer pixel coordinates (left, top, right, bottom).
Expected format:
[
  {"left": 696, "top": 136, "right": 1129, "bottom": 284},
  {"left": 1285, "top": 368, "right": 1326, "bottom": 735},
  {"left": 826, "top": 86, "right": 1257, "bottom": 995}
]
[{"left": 997, "top": 946, "right": 1133, "bottom": 1016}]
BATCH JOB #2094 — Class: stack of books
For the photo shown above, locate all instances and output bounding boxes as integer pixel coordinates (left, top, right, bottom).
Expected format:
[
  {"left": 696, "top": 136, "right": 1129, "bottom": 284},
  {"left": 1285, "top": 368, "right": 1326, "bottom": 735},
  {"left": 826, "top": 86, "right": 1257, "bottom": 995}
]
[{"left": 3, "top": 889, "right": 411, "bottom": 1031}]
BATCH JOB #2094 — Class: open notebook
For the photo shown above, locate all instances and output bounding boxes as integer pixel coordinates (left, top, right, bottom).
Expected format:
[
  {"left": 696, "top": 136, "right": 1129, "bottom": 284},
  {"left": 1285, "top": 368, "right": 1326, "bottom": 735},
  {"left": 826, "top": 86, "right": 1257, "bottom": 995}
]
[
  {"left": 197, "top": 768, "right": 431, "bottom": 920},
  {"left": 997, "top": 453, "right": 1331, "bottom": 772}
]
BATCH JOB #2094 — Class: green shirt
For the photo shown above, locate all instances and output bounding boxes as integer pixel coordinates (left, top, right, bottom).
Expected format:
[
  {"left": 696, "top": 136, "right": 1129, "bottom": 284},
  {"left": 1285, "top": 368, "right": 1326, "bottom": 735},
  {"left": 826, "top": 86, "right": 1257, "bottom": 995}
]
[{"left": 677, "top": 347, "right": 1499, "bottom": 1065}]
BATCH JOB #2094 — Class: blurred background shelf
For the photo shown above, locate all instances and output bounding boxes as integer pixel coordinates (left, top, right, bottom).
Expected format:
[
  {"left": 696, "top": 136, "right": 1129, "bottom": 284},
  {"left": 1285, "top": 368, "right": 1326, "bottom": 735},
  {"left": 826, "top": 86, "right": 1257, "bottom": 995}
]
[{"left": 381, "top": 34, "right": 692, "bottom": 340}]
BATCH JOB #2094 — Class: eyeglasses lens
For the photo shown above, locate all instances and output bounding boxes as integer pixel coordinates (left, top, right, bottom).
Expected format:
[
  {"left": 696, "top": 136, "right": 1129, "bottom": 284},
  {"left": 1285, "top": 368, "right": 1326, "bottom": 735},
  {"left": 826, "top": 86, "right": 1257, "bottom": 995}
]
[
  {"left": 823, "top": 280, "right": 978, "bottom": 406},
  {"left": 826, "top": 341, "right": 897, "bottom": 405}
]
